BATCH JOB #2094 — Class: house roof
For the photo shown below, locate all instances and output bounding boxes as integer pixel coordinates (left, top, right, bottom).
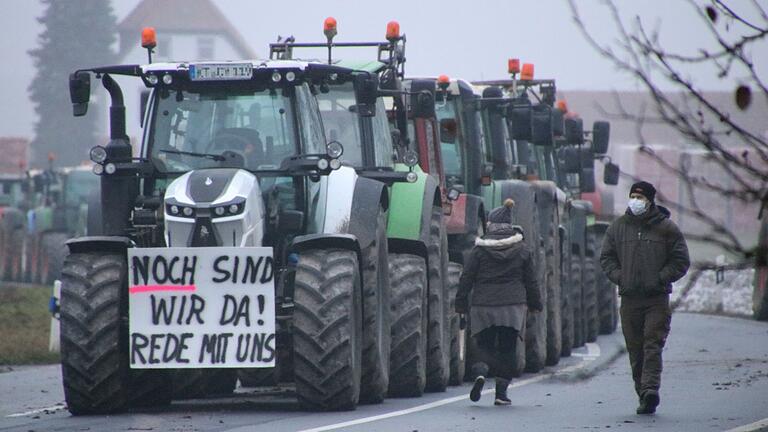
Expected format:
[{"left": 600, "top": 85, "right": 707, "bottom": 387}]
[{"left": 118, "top": 0, "right": 255, "bottom": 59}]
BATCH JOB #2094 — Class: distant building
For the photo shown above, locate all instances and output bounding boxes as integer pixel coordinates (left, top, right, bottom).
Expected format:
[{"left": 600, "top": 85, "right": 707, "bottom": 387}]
[{"left": 114, "top": 0, "right": 256, "bottom": 145}]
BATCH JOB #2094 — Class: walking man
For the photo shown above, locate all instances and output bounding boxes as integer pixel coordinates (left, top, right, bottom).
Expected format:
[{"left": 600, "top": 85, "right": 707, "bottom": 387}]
[
  {"left": 600, "top": 181, "right": 690, "bottom": 414},
  {"left": 455, "top": 199, "right": 543, "bottom": 406}
]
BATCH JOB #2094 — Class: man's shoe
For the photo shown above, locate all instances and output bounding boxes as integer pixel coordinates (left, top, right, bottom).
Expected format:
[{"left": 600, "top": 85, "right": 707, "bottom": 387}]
[
  {"left": 494, "top": 395, "right": 512, "bottom": 406},
  {"left": 470, "top": 376, "right": 485, "bottom": 402},
  {"left": 636, "top": 390, "right": 659, "bottom": 415}
]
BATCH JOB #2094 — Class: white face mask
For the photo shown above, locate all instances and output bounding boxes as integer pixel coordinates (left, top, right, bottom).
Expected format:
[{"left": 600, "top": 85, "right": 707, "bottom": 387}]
[{"left": 628, "top": 198, "right": 648, "bottom": 215}]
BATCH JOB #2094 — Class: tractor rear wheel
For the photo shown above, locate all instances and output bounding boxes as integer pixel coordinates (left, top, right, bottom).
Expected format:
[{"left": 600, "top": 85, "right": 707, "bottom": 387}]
[
  {"left": 543, "top": 211, "right": 562, "bottom": 367},
  {"left": 387, "top": 253, "right": 428, "bottom": 397},
  {"left": 524, "top": 234, "right": 548, "bottom": 373},
  {"left": 425, "top": 206, "right": 450, "bottom": 392},
  {"left": 359, "top": 208, "right": 390, "bottom": 404},
  {"left": 447, "top": 262, "right": 465, "bottom": 385},
  {"left": 60, "top": 252, "right": 171, "bottom": 415},
  {"left": 293, "top": 249, "right": 362, "bottom": 411},
  {"left": 584, "top": 231, "right": 599, "bottom": 343},
  {"left": 571, "top": 245, "right": 585, "bottom": 349}
]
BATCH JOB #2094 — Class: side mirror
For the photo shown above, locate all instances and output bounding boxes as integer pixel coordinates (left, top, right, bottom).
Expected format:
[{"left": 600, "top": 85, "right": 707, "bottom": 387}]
[
  {"left": 580, "top": 147, "right": 595, "bottom": 171},
  {"left": 552, "top": 107, "right": 564, "bottom": 137},
  {"left": 69, "top": 71, "right": 91, "bottom": 117},
  {"left": 353, "top": 73, "right": 379, "bottom": 117},
  {"left": 592, "top": 121, "right": 610, "bottom": 154},
  {"left": 508, "top": 100, "right": 532, "bottom": 141},
  {"left": 563, "top": 147, "right": 580, "bottom": 173},
  {"left": 603, "top": 162, "right": 620, "bottom": 185},
  {"left": 580, "top": 168, "right": 596, "bottom": 193},
  {"left": 564, "top": 117, "right": 584, "bottom": 145},
  {"left": 411, "top": 90, "right": 436, "bottom": 119},
  {"left": 279, "top": 209, "right": 304, "bottom": 233},
  {"left": 439, "top": 118, "right": 457, "bottom": 144},
  {"left": 531, "top": 106, "right": 553, "bottom": 146}
]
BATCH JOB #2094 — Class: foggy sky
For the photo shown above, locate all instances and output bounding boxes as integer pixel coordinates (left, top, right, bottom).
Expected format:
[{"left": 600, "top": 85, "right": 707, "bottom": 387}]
[{"left": 1, "top": 0, "right": 766, "bottom": 139}]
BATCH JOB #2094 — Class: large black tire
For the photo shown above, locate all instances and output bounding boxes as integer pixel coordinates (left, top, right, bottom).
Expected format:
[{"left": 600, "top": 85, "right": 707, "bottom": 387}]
[
  {"left": 425, "top": 206, "right": 450, "bottom": 392},
  {"left": 387, "top": 253, "right": 428, "bottom": 397},
  {"left": 524, "top": 234, "right": 548, "bottom": 373},
  {"left": 293, "top": 249, "right": 362, "bottom": 411},
  {"left": 560, "top": 229, "right": 574, "bottom": 357},
  {"left": 41, "top": 232, "right": 69, "bottom": 285},
  {"left": 171, "top": 369, "right": 237, "bottom": 399},
  {"left": 596, "top": 228, "right": 618, "bottom": 335},
  {"left": 584, "top": 230, "right": 599, "bottom": 343},
  {"left": 60, "top": 252, "right": 171, "bottom": 415},
  {"left": 359, "top": 208, "right": 390, "bottom": 404},
  {"left": 571, "top": 244, "right": 585, "bottom": 349},
  {"left": 543, "top": 210, "right": 562, "bottom": 367},
  {"left": 447, "top": 262, "right": 465, "bottom": 385}
]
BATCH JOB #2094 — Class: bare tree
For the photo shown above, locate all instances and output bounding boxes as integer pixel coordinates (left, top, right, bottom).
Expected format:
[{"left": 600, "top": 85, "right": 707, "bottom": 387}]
[{"left": 568, "top": 0, "right": 768, "bottom": 268}]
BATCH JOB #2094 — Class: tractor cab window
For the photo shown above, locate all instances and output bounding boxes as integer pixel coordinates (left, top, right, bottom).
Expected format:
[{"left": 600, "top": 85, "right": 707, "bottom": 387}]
[
  {"left": 317, "top": 83, "right": 363, "bottom": 166},
  {"left": 372, "top": 99, "right": 395, "bottom": 168},
  {"left": 148, "top": 83, "right": 304, "bottom": 173},
  {"left": 64, "top": 171, "right": 97, "bottom": 206},
  {"left": 435, "top": 99, "right": 464, "bottom": 181}
]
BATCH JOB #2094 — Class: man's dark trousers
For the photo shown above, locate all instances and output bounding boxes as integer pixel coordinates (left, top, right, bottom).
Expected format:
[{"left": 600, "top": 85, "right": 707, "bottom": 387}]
[{"left": 620, "top": 294, "right": 672, "bottom": 398}]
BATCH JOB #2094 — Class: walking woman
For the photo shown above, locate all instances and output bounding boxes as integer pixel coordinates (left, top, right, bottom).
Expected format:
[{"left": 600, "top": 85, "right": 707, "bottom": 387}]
[{"left": 455, "top": 199, "right": 542, "bottom": 405}]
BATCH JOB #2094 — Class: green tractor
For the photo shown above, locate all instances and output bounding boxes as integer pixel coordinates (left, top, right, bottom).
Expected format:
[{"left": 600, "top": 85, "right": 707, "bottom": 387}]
[
  {"left": 0, "top": 174, "right": 27, "bottom": 281},
  {"left": 269, "top": 19, "right": 453, "bottom": 397},
  {"left": 59, "top": 28, "right": 423, "bottom": 414},
  {"left": 23, "top": 166, "right": 98, "bottom": 284}
]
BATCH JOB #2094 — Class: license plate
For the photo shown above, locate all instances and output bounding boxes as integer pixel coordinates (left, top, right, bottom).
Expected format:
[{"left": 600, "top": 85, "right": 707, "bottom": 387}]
[{"left": 189, "top": 63, "right": 253, "bottom": 81}]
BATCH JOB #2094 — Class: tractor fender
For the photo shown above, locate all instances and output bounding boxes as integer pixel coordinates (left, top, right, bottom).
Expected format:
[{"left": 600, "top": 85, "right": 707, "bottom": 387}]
[
  {"left": 65, "top": 236, "right": 133, "bottom": 255},
  {"left": 290, "top": 233, "right": 364, "bottom": 278},
  {"left": 387, "top": 166, "right": 440, "bottom": 244},
  {"left": 348, "top": 176, "right": 389, "bottom": 253}
]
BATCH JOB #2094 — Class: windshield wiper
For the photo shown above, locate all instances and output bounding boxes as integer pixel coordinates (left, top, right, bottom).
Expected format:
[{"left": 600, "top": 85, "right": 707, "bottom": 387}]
[{"left": 159, "top": 149, "right": 225, "bottom": 161}]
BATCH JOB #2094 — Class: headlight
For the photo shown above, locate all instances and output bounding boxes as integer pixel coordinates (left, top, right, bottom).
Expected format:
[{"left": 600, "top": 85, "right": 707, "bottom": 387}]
[
  {"left": 147, "top": 74, "right": 159, "bottom": 85},
  {"left": 317, "top": 158, "right": 329, "bottom": 170},
  {"left": 182, "top": 207, "right": 193, "bottom": 217},
  {"left": 403, "top": 150, "right": 419, "bottom": 168},
  {"left": 104, "top": 163, "right": 117, "bottom": 175},
  {"left": 228, "top": 204, "right": 240, "bottom": 214},
  {"left": 214, "top": 206, "right": 225, "bottom": 216},
  {"left": 162, "top": 74, "right": 173, "bottom": 85},
  {"left": 329, "top": 159, "right": 341, "bottom": 170},
  {"left": 92, "top": 164, "right": 104, "bottom": 175},
  {"left": 326, "top": 141, "right": 344, "bottom": 158},
  {"left": 406, "top": 171, "right": 418, "bottom": 183},
  {"left": 285, "top": 71, "right": 296, "bottom": 82},
  {"left": 170, "top": 205, "right": 180, "bottom": 215},
  {"left": 271, "top": 72, "right": 282, "bottom": 82},
  {"left": 90, "top": 146, "right": 107, "bottom": 164}
]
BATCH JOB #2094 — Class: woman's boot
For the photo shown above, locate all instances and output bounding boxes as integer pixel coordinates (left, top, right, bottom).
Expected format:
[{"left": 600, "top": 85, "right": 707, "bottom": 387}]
[{"left": 494, "top": 378, "right": 511, "bottom": 406}]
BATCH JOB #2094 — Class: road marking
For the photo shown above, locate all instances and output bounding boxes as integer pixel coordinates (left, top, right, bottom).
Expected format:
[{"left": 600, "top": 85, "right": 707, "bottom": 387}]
[
  {"left": 724, "top": 418, "right": 768, "bottom": 432},
  {"left": 297, "top": 358, "right": 594, "bottom": 432},
  {"left": 6, "top": 404, "right": 66, "bottom": 418}
]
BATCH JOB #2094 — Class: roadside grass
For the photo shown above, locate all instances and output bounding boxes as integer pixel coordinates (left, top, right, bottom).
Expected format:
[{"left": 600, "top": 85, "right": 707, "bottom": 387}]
[{"left": 0, "top": 284, "right": 60, "bottom": 365}]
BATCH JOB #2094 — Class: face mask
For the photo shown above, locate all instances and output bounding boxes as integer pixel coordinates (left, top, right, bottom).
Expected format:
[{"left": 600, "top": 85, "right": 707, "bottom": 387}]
[{"left": 628, "top": 198, "right": 648, "bottom": 215}]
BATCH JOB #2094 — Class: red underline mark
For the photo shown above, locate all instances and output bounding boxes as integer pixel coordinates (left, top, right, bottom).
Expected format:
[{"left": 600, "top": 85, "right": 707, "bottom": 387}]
[{"left": 129, "top": 285, "right": 197, "bottom": 294}]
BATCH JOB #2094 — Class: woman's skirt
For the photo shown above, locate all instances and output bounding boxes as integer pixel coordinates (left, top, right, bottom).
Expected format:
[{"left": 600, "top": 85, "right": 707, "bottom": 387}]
[{"left": 470, "top": 304, "right": 527, "bottom": 336}]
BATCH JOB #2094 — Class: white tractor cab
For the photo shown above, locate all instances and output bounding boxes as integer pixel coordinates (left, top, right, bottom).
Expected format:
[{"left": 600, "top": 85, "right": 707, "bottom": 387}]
[{"left": 60, "top": 29, "right": 405, "bottom": 414}]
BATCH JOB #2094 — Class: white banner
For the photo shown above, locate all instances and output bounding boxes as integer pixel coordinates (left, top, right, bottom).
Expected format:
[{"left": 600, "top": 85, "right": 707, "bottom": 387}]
[{"left": 128, "top": 247, "right": 275, "bottom": 369}]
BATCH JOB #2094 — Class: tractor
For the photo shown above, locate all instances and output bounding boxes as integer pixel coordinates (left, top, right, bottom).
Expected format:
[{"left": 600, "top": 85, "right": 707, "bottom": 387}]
[
  {"left": 268, "top": 19, "right": 453, "bottom": 398},
  {"left": 60, "top": 29, "right": 410, "bottom": 414}
]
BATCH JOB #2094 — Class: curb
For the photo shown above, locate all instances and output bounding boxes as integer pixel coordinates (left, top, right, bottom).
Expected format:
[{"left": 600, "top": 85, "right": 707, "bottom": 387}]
[{"left": 555, "top": 331, "right": 626, "bottom": 382}]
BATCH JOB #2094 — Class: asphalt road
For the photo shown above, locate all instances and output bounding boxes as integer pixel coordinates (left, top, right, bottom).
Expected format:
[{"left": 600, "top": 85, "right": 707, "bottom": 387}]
[{"left": 1, "top": 312, "right": 767, "bottom": 432}]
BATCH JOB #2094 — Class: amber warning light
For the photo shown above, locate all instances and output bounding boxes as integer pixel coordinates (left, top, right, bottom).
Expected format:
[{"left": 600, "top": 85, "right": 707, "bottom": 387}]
[
  {"left": 521, "top": 63, "right": 534, "bottom": 80},
  {"left": 324, "top": 17, "right": 338, "bottom": 39},
  {"left": 508, "top": 58, "right": 520, "bottom": 75},
  {"left": 386, "top": 21, "right": 400, "bottom": 41},
  {"left": 141, "top": 27, "right": 156, "bottom": 49}
]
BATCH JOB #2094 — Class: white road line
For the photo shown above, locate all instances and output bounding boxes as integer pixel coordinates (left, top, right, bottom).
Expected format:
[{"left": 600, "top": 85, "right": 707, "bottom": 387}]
[
  {"left": 6, "top": 404, "right": 66, "bottom": 418},
  {"left": 297, "top": 359, "right": 593, "bottom": 432},
  {"left": 724, "top": 418, "right": 768, "bottom": 432}
]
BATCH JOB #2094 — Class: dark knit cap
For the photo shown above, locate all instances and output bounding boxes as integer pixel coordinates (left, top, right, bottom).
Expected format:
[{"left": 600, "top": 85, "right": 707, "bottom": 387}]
[
  {"left": 488, "top": 199, "right": 515, "bottom": 224},
  {"left": 630, "top": 181, "right": 656, "bottom": 203}
]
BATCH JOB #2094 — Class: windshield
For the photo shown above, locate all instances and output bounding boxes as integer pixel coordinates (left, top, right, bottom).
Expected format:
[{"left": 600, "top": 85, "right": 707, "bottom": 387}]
[
  {"left": 317, "top": 83, "right": 362, "bottom": 166},
  {"left": 65, "top": 171, "right": 98, "bottom": 205},
  {"left": 435, "top": 99, "right": 464, "bottom": 179},
  {"left": 148, "top": 84, "right": 308, "bottom": 173}
]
